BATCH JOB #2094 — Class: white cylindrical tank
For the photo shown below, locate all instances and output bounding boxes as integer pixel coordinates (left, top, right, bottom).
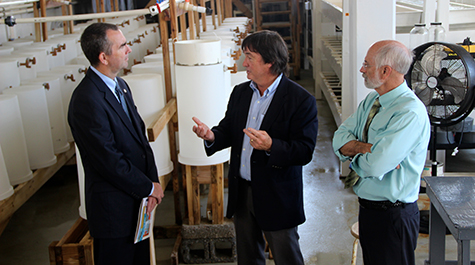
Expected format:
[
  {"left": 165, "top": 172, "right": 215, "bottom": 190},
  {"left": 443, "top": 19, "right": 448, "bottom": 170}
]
[
  {"left": 2, "top": 53, "right": 38, "bottom": 81},
  {"left": 75, "top": 144, "right": 87, "bottom": 219},
  {"left": 131, "top": 62, "right": 166, "bottom": 93},
  {"left": 38, "top": 64, "right": 86, "bottom": 142},
  {"left": 31, "top": 42, "right": 65, "bottom": 69},
  {"left": 22, "top": 76, "right": 70, "bottom": 154},
  {"left": 73, "top": 54, "right": 90, "bottom": 67},
  {"left": 0, "top": 46, "right": 14, "bottom": 56},
  {"left": 0, "top": 59, "right": 21, "bottom": 92},
  {"left": 3, "top": 85, "right": 57, "bottom": 169},
  {"left": 15, "top": 48, "right": 50, "bottom": 73},
  {"left": 230, "top": 71, "right": 249, "bottom": 88},
  {"left": 0, "top": 94, "right": 33, "bottom": 185},
  {"left": 0, "top": 144, "right": 14, "bottom": 201},
  {"left": 122, "top": 73, "right": 174, "bottom": 176},
  {"left": 175, "top": 39, "right": 229, "bottom": 165}
]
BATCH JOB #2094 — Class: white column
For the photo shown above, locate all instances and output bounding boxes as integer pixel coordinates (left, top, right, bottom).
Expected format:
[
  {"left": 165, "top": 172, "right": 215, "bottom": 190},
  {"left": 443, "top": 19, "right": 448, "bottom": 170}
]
[{"left": 341, "top": 0, "right": 396, "bottom": 121}]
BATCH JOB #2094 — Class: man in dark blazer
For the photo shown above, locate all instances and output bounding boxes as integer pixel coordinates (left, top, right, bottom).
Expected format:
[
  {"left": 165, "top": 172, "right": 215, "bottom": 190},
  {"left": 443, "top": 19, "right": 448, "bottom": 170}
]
[
  {"left": 192, "top": 30, "right": 318, "bottom": 265},
  {"left": 68, "top": 23, "right": 164, "bottom": 265}
]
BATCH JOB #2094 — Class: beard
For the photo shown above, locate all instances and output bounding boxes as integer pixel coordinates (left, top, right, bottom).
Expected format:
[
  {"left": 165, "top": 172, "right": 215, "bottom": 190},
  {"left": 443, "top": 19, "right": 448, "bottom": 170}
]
[{"left": 363, "top": 73, "right": 383, "bottom": 89}]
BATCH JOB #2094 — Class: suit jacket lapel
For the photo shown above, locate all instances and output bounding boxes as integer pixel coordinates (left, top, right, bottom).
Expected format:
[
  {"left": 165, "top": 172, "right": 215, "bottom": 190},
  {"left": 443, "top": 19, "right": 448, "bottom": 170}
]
[
  {"left": 87, "top": 70, "right": 142, "bottom": 143},
  {"left": 238, "top": 83, "right": 254, "bottom": 129},
  {"left": 260, "top": 76, "right": 288, "bottom": 131}
]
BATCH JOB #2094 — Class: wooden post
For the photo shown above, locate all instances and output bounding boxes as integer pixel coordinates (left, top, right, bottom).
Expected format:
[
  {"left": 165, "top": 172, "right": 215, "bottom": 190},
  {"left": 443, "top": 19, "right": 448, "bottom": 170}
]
[
  {"left": 100, "top": 0, "right": 106, "bottom": 22},
  {"left": 40, "top": 0, "right": 48, "bottom": 41},
  {"left": 33, "top": 2, "right": 42, "bottom": 42},
  {"left": 187, "top": 4, "right": 196, "bottom": 39},
  {"left": 224, "top": 0, "right": 232, "bottom": 18},
  {"left": 211, "top": 0, "right": 217, "bottom": 29},
  {"left": 185, "top": 165, "right": 200, "bottom": 225},
  {"left": 193, "top": 0, "right": 200, "bottom": 36},
  {"left": 62, "top": 4, "right": 69, "bottom": 35},
  {"left": 216, "top": 0, "right": 222, "bottom": 26},
  {"left": 200, "top": 0, "right": 206, "bottom": 32},
  {"left": 68, "top": 5, "right": 74, "bottom": 33},
  {"left": 211, "top": 164, "right": 224, "bottom": 224},
  {"left": 180, "top": 15, "right": 187, "bottom": 40},
  {"left": 96, "top": 0, "right": 101, "bottom": 22},
  {"left": 159, "top": 8, "right": 182, "bottom": 225}
]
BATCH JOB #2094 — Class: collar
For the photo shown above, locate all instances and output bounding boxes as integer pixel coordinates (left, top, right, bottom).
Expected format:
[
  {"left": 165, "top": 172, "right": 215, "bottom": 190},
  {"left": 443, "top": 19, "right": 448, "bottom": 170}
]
[
  {"left": 378, "top": 81, "right": 410, "bottom": 108},
  {"left": 90, "top": 66, "right": 118, "bottom": 91},
  {"left": 249, "top": 73, "right": 283, "bottom": 97}
]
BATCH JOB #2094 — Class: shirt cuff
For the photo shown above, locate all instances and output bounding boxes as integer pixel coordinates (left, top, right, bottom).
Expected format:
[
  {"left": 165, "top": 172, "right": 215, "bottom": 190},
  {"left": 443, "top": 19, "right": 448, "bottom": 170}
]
[
  {"left": 148, "top": 184, "right": 154, "bottom": 196},
  {"left": 204, "top": 140, "right": 215, "bottom": 148}
]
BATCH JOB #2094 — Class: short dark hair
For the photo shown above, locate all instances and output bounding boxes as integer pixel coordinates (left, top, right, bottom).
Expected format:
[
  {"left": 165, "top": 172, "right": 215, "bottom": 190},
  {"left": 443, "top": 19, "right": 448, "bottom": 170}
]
[
  {"left": 241, "top": 30, "right": 289, "bottom": 76},
  {"left": 80, "top": 23, "right": 119, "bottom": 67}
]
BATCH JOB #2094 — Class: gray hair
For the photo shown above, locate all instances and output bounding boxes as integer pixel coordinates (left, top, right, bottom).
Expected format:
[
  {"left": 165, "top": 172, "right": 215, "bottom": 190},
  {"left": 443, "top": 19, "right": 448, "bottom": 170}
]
[{"left": 374, "top": 41, "right": 414, "bottom": 75}]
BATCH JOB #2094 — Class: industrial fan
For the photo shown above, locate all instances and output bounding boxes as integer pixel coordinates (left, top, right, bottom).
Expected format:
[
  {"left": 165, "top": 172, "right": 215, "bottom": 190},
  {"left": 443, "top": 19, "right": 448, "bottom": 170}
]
[
  {"left": 406, "top": 42, "right": 475, "bottom": 127},
  {"left": 405, "top": 42, "right": 475, "bottom": 234}
]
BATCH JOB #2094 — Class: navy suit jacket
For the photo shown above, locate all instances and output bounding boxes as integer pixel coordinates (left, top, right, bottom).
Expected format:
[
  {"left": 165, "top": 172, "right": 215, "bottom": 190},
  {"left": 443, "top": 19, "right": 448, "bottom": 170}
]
[
  {"left": 206, "top": 75, "right": 318, "bottom": 231},
  {"left": 68, "top": 69, "right": 158, "bottom": 239}
]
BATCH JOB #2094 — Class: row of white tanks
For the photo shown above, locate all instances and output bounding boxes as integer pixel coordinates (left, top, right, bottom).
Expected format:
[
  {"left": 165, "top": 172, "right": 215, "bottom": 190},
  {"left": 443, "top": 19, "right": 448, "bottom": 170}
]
[{"left": 0, "top": 15, "right": 251, "bottom": 220}]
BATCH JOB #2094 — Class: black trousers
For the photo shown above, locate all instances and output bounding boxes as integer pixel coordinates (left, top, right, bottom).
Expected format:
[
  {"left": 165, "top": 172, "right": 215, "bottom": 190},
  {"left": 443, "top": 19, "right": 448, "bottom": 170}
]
[
  {"left": 358, "top": 201, "right": 419, "bottom": 265},
  {"left": 94, "top": 236, "right": 150, "bottom": 265},
  {"left": 234, "top": 179, "right": 304, "bottom": 265}
]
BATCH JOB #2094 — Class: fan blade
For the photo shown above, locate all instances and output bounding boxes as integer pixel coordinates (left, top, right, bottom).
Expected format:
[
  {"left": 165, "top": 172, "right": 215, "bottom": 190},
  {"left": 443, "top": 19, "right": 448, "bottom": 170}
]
[
  {"left": 420, "top": 45, "right": 447, "bottom": 77},
  {"left": 413, "top": 83, "right": 434, "bottom": 105},
  {"left": 440, "top": 76, "right": 466, "bottom": 104}
]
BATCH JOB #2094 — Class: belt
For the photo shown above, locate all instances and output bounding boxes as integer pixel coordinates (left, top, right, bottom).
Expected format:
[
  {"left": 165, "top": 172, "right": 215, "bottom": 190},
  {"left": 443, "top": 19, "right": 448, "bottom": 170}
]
[{"left": 358, "top": 198, "right": 406, "bottom": 211}]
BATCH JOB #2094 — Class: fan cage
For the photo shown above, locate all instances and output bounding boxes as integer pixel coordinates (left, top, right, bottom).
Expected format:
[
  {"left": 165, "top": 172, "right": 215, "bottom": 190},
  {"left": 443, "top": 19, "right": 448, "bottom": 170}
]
[{"left": 405, "top": 42, "right": 475, "bottom": 127}]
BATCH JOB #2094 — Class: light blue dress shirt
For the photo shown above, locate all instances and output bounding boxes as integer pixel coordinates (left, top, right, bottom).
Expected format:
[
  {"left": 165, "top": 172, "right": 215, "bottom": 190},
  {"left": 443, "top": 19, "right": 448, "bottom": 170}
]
[
  {"left": 239, "top": 74, "right": 282, "bottom": 181},
  {"left": 89, "top": 66, "right": 121, "bottom": 102},
  {"left": 332, "top": 81, "right": 430, "bottom": 203}
]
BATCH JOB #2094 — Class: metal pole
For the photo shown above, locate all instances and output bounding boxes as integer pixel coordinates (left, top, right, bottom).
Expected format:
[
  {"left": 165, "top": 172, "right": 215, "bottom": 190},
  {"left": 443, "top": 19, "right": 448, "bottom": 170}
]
[{"left": 1, "top": 8, "right": 151, "bottom": 24}]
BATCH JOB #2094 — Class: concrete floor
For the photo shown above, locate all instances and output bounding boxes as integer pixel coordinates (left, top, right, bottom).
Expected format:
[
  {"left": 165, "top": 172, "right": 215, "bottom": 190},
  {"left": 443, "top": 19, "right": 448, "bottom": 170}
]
[{"left": 1, "top": 71, "right": 475, "bottom": 264}]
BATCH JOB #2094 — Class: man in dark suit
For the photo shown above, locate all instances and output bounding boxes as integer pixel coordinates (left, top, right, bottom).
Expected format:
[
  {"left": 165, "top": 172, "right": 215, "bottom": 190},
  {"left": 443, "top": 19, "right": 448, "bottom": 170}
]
[
  {"left": 192, "top": 30, "right": 318, "bottom": 265},
  {"left": 68, "top": 23, "right": 164, "bottom": 265}
]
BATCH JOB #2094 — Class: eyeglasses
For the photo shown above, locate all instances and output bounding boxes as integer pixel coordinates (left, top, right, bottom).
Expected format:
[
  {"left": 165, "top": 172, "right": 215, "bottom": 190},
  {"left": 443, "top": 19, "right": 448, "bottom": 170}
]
[{"left": 362, "top": 62, "right": 371, "bottom": 69}]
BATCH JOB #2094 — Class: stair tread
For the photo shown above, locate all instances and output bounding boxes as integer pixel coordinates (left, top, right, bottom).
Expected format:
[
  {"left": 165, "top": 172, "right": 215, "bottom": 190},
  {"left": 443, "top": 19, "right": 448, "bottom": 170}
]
[
  {"left": 261, "top": 10, "right": 291, "bottom": 15},
  {"left": 260, "top": 22, "right": 292, "bottom": 28}
]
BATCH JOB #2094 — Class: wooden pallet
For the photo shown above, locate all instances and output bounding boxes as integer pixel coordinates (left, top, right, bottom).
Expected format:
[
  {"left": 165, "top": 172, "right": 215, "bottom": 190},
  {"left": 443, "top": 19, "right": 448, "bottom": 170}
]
[{"left": 49, "top": 218, "right": 94, "bottom": 265}]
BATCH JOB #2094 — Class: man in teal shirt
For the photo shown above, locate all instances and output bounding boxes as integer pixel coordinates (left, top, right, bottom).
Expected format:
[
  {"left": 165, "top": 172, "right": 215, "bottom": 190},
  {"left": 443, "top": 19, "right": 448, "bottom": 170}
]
[{"left": 333, "top": 40, "right": 430, "bottom": 265}]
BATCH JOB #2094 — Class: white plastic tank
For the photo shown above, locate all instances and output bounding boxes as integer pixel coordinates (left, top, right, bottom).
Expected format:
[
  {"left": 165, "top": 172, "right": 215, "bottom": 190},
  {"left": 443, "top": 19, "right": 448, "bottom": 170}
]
[
  {"left": 0, "top": 94, "right": 33, "bottom": 185},
  {"left": 38, "top": 64, "right": 86, "bottom": 142},
  {"left": 122, "top": 73, "right": 174, "bottom": 176},
  {"left": 175, "top": 39, "right": 229, "bottom": 165},
  {"left": 2, "top": 53, "right": 38, "bottom": 81},
  {"left": 31, "top": 42, "right": 65, "bottom": 69},
  {"left": 75, "top": 144, "right": 87, "bottom": 219},
  {"left": 125, "top": 33, "right": 144, "bottom": 69},
  {"left": 22, "top": 76, "right": 70, "bottom": 154},
  {"left": 0, "top": 144, "right": 14, "bottom": 201},
  {"left": 0, "top": 46, "right": 14, "bottom": 56},
  {"left": 52, "top": 34, "right": 81, "bottom": 64},
  {"left": 0, "top": 59, "right": 21, "bottom": 92},
  {"left": 131, "top": 62, "right": 166, "bottom": 89},
  {"left": 2, "top": 38, "right": 34, "bottom": 49},
  {"left": 3, "top": 85, "right": 57, "bottom": 169},
  {"left": 15, "top": 48, "right": 50, "bottom": 73},
  {"left": 73, "top": 55, "right": 90, "bottom": 67}
]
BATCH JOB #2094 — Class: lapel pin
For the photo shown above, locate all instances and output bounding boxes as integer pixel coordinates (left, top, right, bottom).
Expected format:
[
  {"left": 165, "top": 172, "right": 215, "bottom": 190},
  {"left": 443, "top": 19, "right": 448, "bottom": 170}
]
[{"left": 123, "top": 89, "right": 127, "bottom": 93}]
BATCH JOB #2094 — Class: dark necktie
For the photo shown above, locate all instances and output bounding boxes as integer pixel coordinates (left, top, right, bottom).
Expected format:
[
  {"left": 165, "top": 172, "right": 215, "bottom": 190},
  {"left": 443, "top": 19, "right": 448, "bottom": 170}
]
[
  {"left": 115, "top": 83, "right": 131, "bottom": 121},
  {"left": 344, "top": 98, "right": 381, "bottom": 189}
]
